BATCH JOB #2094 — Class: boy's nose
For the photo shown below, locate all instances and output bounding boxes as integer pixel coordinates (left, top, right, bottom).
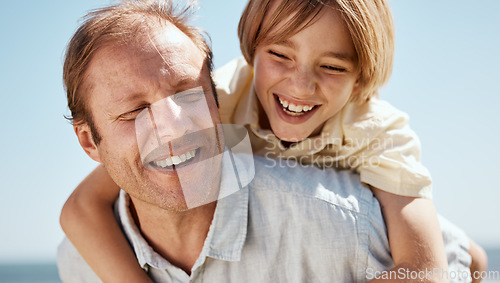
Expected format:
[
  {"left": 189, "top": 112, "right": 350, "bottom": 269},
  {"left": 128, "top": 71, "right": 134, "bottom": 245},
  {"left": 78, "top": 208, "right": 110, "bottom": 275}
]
[
  {"left": 150, "top": 97, "right": 194, "bottom": 141},
  {"left": 289, "top": 67, "right": 316, "bottom": 98}
]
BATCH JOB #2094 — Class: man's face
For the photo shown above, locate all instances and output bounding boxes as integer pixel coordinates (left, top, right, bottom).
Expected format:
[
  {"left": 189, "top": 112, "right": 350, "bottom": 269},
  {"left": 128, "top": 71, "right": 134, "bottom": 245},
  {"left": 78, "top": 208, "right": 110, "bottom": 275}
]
[{"left": 82, "top": 23, "right": 222, "bottom": 211}]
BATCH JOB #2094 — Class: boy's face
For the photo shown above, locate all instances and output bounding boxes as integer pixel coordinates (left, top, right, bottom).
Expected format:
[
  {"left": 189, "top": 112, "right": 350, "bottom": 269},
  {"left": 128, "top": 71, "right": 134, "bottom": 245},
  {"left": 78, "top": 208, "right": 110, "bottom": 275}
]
[{"left": 253, "top": 6, "right": 359, "bottom": 142}]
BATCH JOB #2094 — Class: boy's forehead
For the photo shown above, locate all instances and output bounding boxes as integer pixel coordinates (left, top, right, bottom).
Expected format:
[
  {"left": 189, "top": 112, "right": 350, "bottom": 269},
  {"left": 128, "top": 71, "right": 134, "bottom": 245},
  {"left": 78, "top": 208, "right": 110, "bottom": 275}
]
[{"left": 260, "top": 0, "right": 327, "bottom": 43}]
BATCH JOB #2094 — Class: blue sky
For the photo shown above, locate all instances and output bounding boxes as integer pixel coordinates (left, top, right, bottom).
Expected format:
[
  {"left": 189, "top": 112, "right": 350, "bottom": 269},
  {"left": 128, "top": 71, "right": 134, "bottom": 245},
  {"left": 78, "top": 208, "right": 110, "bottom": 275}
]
[{"left": 1, "top": 0, "right": 499, "bottom": 263}]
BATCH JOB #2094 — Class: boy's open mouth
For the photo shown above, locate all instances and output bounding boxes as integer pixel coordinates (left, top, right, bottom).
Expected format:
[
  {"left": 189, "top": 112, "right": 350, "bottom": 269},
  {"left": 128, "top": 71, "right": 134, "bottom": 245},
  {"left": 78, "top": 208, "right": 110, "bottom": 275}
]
[{"left": 275, "top": 94, "right": 318, "bottom": 117}]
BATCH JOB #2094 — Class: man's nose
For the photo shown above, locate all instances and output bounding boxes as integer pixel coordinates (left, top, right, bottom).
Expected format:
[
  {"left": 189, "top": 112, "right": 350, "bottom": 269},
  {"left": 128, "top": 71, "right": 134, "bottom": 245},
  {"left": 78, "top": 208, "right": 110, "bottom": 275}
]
[
  {"left": 150, "top": 97, "right": 194, "bottom": 141},
  {"left": 288, "top": 66, "right": 317, "bottom": 98}
]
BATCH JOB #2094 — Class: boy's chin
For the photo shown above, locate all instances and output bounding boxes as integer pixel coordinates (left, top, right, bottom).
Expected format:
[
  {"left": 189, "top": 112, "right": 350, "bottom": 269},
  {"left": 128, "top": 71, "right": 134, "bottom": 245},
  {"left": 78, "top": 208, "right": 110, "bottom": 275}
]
[
  {"left": 273, "top": 129, "right": 310, "bottom": 143},
  {"left": 270, "top": 120, "right": 324, "bottom": 143}
]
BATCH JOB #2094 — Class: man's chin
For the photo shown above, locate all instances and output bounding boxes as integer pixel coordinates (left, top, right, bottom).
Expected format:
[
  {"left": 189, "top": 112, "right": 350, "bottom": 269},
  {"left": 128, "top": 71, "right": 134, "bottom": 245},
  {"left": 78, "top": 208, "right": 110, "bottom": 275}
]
[
  {"left": 140, "top": 156, "right": 223, "bottom": 210},
  {"left": 146, "top": 190, "right": 217, "bottom": 213}
]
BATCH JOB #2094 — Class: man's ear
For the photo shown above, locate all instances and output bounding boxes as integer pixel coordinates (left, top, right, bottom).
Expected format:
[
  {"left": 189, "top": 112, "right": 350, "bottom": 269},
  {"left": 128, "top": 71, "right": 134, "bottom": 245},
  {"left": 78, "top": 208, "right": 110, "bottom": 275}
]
[{"left": 74, "top": 124, "right": 101, "bottom": 163}]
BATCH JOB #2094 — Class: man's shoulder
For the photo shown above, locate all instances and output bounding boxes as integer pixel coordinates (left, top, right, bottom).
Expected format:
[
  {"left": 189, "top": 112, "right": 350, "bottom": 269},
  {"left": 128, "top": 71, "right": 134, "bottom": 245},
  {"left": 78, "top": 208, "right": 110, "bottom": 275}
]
[
  {"left": 243, "top": 157, "right": 393, "bottom": 276},
  {"left": 57, "top": 237, "right": 102, "bottom": 282},
  {"left": 250, "top": 156, "right": 378, "bottom": 215}
]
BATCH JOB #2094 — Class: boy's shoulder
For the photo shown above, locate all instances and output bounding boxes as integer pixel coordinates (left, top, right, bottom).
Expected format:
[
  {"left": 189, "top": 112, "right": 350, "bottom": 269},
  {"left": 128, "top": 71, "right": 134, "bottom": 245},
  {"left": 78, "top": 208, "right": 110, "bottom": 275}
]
[
  {"left": 335, "top": 98, "right": 411, "bottom": 139},
  {"left": 213, "top": 57, "right": 255, "bottom": 124},
  {"left": 342, "top": 98, "right": 409, "bottom": 126},
  {"left": 214, "top": 57, "right": 253, "bottom": 98}
]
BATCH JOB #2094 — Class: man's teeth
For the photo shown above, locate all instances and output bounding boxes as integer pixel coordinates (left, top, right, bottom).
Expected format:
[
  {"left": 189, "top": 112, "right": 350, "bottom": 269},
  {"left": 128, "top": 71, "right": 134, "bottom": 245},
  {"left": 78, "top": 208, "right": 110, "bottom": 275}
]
[
  {"left": 278, "top": 97, "right": 314, "bottom": 113},
  {"left": 153, "top": 149, "right": 196, "bottom": 168}
]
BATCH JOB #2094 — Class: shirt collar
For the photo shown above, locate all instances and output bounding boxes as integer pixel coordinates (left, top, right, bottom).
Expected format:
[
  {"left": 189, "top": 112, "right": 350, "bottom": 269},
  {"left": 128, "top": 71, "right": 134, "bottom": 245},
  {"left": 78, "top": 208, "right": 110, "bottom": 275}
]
[
  {"left": 193, "top": 148, "right": 251, "bottom": 263},
  {"left": 204, "top": 185, "right": 249, "bottom": 262},
  {"left": 115, "top": 191, "right": 170, "bottom": 270}
]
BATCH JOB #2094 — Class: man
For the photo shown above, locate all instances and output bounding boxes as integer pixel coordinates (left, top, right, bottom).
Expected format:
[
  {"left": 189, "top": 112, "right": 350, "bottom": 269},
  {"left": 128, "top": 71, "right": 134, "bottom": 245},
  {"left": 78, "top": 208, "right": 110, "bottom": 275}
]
[{"left": 58, "top": 0, "right": 472, "bottom": 282}]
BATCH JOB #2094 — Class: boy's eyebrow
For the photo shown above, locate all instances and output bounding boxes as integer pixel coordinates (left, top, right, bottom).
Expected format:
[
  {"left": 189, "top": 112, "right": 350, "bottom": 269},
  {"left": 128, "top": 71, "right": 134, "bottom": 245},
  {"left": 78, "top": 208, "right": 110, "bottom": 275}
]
[
  {"left": 273, "top": 39, "right": 355, "bottom": 63},
  {"left": 321, "top": 51, "right": 355, "bottom": 63},
  {"left": 274, "top": 39, "right": 295, "bottom": 49}
]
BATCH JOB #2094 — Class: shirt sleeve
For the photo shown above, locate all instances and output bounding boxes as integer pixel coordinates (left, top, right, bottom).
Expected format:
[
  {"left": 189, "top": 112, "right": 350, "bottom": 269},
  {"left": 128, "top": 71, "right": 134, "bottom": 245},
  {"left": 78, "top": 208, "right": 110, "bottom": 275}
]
[
  {"left": 338, "top": 98, "right": 433, "bottom": 198},
  {"left": 57, "top": 237, "right": 102, "bottom": 283},
  {"left": 358, "top": 191, "right": 395, "bottom": 281}
]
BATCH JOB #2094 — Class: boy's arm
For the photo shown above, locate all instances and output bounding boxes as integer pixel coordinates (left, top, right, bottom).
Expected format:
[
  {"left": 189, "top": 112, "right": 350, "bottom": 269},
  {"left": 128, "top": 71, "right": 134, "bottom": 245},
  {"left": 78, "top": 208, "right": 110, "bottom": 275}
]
[
  {"left": 368, "top": 187, "right": 448, "bottom": 283},
  {"left": 60, "top": 165, "right": 152, "bottom": 283}
]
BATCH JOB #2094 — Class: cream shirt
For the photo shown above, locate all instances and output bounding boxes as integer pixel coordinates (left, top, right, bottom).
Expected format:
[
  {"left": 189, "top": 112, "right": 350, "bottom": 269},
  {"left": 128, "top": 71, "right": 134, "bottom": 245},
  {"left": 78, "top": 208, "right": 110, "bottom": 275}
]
[{"left": 215, "top": 57, "right": 432, "bottom": 198}]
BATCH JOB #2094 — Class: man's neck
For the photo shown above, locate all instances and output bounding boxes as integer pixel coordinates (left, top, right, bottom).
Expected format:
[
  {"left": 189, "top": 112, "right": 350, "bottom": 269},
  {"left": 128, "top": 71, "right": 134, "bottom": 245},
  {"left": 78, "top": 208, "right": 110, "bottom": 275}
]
[{"left": 129, "top": 198, "right": 217, "bottom": 275}]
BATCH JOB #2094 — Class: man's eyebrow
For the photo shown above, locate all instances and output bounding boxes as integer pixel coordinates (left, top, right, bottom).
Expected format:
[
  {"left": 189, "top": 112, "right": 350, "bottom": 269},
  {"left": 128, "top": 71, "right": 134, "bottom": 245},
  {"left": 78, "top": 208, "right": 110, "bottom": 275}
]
[
  {"left": 117, "top": 91, "right": 147, "bottom": 105},
  {"left": 176, "top": 73, "right": 211, "bottom": 91},
  {"left": 176, "top": 78, "right": 197, "bottom": 89}
]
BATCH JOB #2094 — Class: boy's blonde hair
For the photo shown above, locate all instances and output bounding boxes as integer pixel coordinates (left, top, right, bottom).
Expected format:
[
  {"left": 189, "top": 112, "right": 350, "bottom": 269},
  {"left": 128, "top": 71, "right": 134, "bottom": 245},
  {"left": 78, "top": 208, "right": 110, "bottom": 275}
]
[{"left": 238, "top": 0, "right": 395, "bottom": 102}]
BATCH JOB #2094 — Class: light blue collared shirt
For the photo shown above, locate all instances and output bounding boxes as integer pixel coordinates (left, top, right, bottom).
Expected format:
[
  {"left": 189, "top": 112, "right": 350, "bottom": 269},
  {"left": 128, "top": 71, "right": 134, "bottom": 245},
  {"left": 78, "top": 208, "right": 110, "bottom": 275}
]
[{"left": 58, "top": 156, "right": 471, "bottom": 282}]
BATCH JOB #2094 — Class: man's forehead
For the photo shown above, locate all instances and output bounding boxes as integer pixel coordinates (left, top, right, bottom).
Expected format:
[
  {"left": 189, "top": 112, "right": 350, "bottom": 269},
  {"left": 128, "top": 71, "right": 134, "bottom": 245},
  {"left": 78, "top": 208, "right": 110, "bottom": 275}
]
[
  {"left": 115, "top": 22, "right": 203, "bottom": 65},
  {"left": 86, "top": 23, "right": 206, "bottom": 87},
  {"left": 80, "top": 22, "right": 212, "bottom": 122}
]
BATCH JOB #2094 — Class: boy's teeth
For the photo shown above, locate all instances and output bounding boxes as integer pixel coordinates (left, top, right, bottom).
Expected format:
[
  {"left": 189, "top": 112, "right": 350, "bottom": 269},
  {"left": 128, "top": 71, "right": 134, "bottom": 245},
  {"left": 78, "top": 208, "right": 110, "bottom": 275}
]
[
  {"left": 153, "top": 149, "right": 196, "bottom": 168},
  {"left": 279, "top": 97, "right": 289, "bottom": 108},
  {"left": 278, "top": 96, "right": 314, "bottom": 113},
  {"left": 290, "top": 103, "right": 302, "bottom": 112}
]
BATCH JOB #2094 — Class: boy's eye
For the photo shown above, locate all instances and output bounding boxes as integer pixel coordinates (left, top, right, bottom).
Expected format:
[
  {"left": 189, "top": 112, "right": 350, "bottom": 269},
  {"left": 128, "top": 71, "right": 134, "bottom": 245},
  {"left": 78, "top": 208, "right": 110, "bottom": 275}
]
[
  {"left": 269, "top": 50, "right": 289, "bottom": 60},
  {"left": 321, "top": 65, "right": 346, "bottom": 73}
]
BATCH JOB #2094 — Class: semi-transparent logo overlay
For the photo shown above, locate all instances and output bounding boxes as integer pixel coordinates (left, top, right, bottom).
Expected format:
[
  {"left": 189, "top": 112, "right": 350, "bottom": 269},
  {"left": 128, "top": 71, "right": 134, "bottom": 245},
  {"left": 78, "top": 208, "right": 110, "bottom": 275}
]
[{"left": 135, "top": 87, "right": 254, "bottom": 209}]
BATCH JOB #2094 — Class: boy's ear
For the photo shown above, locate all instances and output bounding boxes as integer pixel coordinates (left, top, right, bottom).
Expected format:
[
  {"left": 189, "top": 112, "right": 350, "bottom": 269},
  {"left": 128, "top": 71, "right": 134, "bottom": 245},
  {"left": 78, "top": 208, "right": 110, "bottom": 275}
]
[
  {"left": 352, "top": 77, "right": 360, "bottom": 96},
  {"left": 74, "top": 124, "right": 101, "bottom": 163}
]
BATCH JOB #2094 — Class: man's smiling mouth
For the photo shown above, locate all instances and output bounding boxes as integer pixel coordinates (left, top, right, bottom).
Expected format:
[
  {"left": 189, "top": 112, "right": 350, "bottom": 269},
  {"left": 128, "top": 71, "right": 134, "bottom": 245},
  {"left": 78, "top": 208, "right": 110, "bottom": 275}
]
[
  {"left": 148, "top": 148, "right": 199, "bottom": 170},
  {"left": 276, "top": 94, "right": 318, "bottom": 116}
]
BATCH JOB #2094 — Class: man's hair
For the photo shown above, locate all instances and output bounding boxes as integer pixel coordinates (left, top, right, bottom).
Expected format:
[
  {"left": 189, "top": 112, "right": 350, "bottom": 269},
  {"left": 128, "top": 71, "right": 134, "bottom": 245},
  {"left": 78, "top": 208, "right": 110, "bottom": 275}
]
[
  {"left": 63, "top": 0, "right": 214, "bottom": 144},
  {"left": 238, "top": 0, "right": 395, "bottom": 103}
]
